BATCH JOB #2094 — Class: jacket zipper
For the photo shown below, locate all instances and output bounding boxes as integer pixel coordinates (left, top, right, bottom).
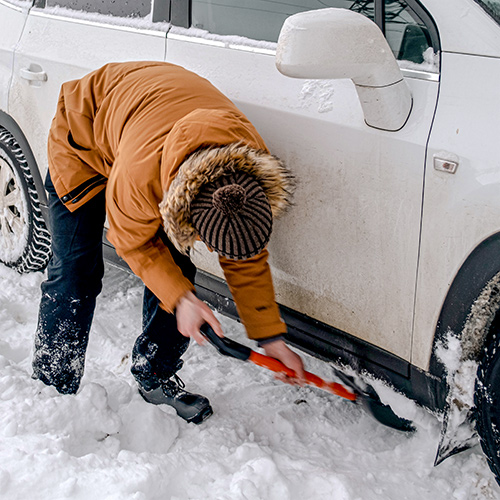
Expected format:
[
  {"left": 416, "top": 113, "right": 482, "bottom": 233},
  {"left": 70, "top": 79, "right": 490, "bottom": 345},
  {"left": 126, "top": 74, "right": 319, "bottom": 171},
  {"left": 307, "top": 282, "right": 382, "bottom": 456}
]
[{"left": 60, "top": 175, "right": 107, "bottom": 205}]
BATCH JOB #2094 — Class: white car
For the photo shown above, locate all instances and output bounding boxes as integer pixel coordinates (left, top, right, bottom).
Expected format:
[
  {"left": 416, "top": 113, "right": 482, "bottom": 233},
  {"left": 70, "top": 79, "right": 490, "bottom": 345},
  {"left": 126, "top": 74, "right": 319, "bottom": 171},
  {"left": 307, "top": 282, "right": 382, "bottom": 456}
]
[{"left": 1, "top": 0, "right": 500, "bottom": 484}]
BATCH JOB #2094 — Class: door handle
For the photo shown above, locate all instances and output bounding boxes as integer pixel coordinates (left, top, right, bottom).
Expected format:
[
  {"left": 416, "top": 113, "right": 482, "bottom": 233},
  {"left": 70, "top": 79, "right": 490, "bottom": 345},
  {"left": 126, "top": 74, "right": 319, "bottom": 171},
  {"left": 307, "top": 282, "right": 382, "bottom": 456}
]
[{"left": 20, "top": 67, "right": 48, "bottom": 83}]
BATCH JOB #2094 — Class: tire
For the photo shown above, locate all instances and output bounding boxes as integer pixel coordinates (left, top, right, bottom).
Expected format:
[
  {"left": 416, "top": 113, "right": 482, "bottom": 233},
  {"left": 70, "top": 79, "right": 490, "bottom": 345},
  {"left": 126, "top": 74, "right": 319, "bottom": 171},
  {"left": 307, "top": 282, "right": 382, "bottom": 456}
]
[
  {"left": 0, "top": 127, "right": 51, "bottom": 273},
  {"left": 475, "top": 313, "right": 500, "bottom": 487}
]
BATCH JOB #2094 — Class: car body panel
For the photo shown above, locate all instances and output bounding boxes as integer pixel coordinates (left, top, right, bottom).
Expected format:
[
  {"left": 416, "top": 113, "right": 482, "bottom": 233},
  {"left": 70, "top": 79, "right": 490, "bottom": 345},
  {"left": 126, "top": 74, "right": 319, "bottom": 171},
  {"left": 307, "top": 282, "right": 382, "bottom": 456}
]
[
  {"left": 8, "top": 8, "right": 167, "bottom": 176},
  {"left": 164, "top": 34, "right": 439, "bottom": 361},
  {"left": 413, "top": 50, "right": 500, "bottom": 369},
  {"left": 0, "top": 1, "right": 30, "bottom": 111}
]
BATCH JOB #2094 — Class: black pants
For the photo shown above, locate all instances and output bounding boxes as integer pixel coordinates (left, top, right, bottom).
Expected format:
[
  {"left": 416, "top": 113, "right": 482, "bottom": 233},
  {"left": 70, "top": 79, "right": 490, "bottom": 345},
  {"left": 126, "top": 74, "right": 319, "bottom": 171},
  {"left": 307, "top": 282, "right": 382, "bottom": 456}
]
[{"left": 32, "top": 172, "right": 195, "bottom": 394}]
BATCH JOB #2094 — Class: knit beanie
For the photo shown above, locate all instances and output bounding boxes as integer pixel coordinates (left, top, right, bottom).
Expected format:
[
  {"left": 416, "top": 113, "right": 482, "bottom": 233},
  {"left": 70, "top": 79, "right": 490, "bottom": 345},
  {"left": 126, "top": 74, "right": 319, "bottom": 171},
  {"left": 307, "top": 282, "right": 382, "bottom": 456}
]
[
  {"left": 160, "top": 143, "right": 295, "bottom": 258},
  {"left": 190, "top": 171, "right": 272, "bottom": 260}
]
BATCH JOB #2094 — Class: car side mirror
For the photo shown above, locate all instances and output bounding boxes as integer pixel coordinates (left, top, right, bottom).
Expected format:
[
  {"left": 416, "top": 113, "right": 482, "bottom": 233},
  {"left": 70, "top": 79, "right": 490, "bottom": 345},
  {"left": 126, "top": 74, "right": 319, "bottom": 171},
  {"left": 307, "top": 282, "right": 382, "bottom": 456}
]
[{"left": 276, "top": 8, "right": 412, "bottom": 131}]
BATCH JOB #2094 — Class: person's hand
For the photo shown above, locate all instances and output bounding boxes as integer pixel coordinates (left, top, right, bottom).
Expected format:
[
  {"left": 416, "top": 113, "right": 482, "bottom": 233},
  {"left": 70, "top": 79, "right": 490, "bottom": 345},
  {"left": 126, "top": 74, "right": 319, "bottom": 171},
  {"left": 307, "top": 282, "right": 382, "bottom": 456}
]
[
  {"left": 176, "top": 291, "right": 224, "bottom": 345},
  {"left": 262, "top": 339, "right": 306, "bottom": 386}
]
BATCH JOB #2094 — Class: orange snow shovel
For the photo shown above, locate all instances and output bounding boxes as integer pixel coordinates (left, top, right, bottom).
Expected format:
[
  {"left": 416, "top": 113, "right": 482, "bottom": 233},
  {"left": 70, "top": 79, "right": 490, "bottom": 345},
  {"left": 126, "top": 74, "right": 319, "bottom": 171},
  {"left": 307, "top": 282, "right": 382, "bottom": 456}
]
[{"left": 201, "top": 324, "right": 414, "bottom": 431}]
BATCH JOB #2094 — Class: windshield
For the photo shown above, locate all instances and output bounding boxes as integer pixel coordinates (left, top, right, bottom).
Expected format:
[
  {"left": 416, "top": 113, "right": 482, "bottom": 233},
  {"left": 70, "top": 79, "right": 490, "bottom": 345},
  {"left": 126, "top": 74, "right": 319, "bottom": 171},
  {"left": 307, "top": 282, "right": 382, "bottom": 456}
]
[{"left": 475, "top": 0, "right": 500, "bottom": 24}]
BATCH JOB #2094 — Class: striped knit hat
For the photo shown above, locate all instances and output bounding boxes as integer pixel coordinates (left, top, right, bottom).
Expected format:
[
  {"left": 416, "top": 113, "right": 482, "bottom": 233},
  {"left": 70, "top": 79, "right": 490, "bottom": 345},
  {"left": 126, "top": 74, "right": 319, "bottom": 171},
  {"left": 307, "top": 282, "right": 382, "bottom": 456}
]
[{"left": 190, "top": 171, "right": 272, "bottom": 260}]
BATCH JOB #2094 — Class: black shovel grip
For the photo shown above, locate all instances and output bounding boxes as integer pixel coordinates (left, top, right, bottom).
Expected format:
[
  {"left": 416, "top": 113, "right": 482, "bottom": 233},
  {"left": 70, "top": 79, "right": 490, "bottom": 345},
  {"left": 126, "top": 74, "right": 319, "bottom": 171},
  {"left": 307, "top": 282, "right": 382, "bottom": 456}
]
[{"left": 201, "top": 324, "right": 252, "bottom": 361}]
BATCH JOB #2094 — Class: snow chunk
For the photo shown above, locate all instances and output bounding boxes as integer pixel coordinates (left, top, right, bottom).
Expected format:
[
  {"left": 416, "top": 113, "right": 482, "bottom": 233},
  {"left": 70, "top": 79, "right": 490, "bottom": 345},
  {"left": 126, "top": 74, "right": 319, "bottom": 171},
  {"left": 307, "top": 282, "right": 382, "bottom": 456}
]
[{"left": 118, "top": 397, "right": 179, "bottom": 454}]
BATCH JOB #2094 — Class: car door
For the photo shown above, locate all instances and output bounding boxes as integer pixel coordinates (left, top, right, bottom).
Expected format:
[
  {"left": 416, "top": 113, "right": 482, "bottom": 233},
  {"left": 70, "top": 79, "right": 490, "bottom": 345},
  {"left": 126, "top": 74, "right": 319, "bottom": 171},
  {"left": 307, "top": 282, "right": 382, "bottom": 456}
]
[
  {"left": 164, "top": 0, "right": 440, "bottom": 366},
  {"left": 0, "top": 0, "right": 30, "bottom": 113},
  {"left": 8, "top": 0, "right": 170, "bottom": 178}
]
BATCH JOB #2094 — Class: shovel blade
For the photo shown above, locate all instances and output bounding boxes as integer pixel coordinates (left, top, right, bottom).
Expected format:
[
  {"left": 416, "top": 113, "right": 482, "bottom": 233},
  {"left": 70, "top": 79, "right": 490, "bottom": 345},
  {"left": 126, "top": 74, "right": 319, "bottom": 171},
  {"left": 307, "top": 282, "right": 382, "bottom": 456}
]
[
  {"left": 359, "top": 390, "right": 415, "bottom": 432},
  {"left": 332, "top": 367, "right": 415, "bottom": 432}
]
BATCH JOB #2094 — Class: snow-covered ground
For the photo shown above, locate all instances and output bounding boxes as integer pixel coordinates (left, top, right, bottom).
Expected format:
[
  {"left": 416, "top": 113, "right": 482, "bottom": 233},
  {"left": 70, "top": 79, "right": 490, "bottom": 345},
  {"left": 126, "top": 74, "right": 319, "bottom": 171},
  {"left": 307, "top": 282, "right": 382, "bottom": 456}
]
[{"left": 0, "top": 263, "right": 498, "bottom": 500}]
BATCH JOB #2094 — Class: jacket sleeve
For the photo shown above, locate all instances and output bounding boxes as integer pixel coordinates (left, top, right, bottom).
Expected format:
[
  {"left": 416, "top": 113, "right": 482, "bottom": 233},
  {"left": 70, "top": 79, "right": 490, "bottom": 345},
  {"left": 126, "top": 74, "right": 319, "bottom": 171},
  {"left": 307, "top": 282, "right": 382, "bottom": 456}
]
[
  {"left": 219, "top": 249, "right": 286, "bottom": 340},
  {"left": 106, "top": 166, "right": 194, "bottom": 313}
]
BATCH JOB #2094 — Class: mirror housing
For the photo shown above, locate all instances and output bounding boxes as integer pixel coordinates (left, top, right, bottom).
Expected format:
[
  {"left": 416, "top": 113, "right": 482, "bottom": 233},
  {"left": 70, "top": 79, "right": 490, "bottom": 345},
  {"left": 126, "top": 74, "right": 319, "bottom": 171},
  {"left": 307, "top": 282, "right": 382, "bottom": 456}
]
[{"left": 276, "top": 8, "right": 412, "bottom": 131}]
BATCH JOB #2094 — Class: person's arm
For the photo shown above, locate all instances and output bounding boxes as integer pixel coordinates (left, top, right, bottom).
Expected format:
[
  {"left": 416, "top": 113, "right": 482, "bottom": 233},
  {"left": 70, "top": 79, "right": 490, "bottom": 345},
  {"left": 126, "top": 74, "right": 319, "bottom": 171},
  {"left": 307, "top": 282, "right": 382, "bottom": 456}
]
[
  {"left": 219, "top": 249, "right": 305, "bottom": 384},
  {"left": 106, "top": 166, "right": 223, "bottom": 342},
  {"left": 106, "top": 195, "right": 193, "bottom": 312}
]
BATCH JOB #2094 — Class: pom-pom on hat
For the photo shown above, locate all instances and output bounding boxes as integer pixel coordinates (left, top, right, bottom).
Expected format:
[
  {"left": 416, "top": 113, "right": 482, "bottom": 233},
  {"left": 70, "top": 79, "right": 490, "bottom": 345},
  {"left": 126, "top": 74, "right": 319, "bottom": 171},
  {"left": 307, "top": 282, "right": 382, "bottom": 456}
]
[{"left": 190, "top": 171, "right": 272, "bottom": 260}]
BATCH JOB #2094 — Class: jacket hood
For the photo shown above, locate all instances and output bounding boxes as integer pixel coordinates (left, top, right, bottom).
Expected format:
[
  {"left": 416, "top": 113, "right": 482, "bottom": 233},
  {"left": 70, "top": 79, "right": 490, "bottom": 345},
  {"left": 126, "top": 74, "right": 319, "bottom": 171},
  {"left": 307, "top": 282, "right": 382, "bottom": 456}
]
[{"left": 160, "top": 143, "right": 295, "bottom": 254}]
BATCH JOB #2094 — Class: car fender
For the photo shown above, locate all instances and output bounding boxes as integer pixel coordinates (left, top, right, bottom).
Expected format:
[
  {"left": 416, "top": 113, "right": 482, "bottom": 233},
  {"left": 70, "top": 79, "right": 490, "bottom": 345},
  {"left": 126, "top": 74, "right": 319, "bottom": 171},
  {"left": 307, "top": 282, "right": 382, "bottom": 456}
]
[
  {"left": 429, "top": 232, "right": 500, "bottom": 377},
  {"left": 428, "top": 234, "right": 500, "bottom": 463}
]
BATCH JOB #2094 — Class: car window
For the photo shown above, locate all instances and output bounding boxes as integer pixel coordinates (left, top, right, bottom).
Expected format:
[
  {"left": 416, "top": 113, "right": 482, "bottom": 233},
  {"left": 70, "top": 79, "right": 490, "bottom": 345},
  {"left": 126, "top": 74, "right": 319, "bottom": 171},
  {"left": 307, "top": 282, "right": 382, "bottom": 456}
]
[
  {"left": 191, "top": 1, "right": 371, "bottom": 44},
  {"left": 384, "top": 1, "right": 436, "bottom": 70},
  {"left": 191, "top": 0, "right": 436, "bottom": 71},
  {"left": 41, "top": 0, "right": 151, "bottom": 18},
  {"left": 474, "top": 0, "right": 500, "bottom": 24}
]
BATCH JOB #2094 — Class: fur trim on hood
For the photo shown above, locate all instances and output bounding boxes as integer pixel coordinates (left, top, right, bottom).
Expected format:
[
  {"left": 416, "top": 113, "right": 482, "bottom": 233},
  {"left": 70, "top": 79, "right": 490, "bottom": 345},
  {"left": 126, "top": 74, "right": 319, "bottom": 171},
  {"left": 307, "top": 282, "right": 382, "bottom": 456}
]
[{"left": 160, "top": 143, "right": 295, "bottom": 255}]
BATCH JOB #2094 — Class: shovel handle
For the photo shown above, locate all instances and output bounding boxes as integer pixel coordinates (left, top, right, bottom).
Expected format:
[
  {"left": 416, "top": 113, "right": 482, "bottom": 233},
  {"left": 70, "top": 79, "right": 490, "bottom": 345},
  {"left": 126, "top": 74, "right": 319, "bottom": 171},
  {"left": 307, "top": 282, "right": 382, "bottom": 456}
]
[
  {"left": 200, "top": 323, "right": 252, "bottom": 361},
  {"left": 249, "top": 351, "right": 357, "bottom": 401},
  {"left": 201, "top": 324, "right": 357, "bottom": 402}
]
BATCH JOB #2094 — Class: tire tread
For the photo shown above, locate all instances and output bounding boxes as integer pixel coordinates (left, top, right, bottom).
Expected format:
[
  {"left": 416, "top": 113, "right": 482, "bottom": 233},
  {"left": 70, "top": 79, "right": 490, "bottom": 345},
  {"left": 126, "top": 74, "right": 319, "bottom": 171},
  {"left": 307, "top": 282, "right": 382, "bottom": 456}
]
[{"left": 0, "top": 127, "right": 51, "bottom": 273}]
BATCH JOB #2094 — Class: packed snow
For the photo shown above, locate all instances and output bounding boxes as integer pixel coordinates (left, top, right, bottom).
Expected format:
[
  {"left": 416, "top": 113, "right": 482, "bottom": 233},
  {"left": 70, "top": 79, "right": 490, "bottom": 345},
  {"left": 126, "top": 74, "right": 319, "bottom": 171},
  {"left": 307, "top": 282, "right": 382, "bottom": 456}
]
[{"left": 0, "top": 263, "right": 499, "bottom": 500}]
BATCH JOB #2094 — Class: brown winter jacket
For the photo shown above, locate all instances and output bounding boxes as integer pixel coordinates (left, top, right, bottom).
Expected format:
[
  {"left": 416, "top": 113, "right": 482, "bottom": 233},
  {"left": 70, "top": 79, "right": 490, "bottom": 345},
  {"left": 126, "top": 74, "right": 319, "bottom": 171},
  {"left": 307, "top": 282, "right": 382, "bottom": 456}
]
[{"left": 47, "top": 61, "right": 292, "bottom": 340}]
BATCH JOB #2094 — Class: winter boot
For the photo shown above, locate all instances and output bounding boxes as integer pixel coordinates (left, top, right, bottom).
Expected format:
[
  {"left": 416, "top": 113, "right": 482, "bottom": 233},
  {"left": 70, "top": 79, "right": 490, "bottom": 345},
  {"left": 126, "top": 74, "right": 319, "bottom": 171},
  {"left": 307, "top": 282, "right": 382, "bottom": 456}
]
[{"left": 138, "top": 374, "right": 213, "bottom": 424}]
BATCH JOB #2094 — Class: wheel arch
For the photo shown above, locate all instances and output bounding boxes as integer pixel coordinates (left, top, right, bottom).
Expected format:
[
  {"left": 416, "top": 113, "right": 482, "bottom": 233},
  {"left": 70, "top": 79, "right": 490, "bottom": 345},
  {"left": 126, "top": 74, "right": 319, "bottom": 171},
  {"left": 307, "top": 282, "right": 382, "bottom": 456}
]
[
  {"left": 429, "top": 232, "right": 500, "bottom": 378},
  {"left": 0, "top": 110, "right": 47, "bottom": 206}
]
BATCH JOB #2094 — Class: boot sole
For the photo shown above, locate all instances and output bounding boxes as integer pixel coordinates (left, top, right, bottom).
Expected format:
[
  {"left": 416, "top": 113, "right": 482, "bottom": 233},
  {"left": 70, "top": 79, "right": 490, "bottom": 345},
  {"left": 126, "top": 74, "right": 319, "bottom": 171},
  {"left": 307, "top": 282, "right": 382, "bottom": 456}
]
[
  {"left": 188, "top": 404, "right": 213, "bottom": 424},
  {"left": 139, "top": 386, "right": 213, "bottom": 424}
]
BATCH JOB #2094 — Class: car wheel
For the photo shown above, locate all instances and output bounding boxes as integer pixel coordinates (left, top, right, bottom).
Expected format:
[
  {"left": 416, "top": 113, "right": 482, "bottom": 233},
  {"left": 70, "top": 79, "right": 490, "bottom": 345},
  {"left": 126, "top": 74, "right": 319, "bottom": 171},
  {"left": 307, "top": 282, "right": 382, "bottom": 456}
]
[
  {"left": 475, "top": 313, "right": 500, "bottom": 487},
  {"left": 0, "top": 127, "right": 50, "bottom": 273}
]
